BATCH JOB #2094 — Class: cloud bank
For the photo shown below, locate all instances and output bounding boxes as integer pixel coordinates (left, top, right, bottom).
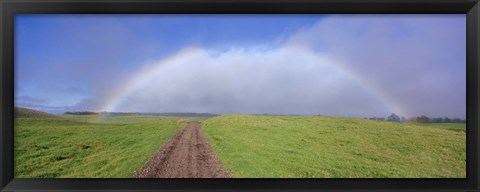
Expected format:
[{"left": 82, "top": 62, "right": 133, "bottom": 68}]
[
  {"left": 103, "top": 15, "right": 465, "bottom": 118},
  {"left": 17, "top": 15, "right": 466, "bottom": 118},
  {"left": 110, "top": 47, "right": 391, "bottom": 117}
]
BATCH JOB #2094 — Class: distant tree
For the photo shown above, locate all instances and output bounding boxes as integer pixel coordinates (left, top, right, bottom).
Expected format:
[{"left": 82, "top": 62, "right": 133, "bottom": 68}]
[
  {"left": 416, "top": 115, "right": 430, "bottom": 123},
  {"left": 387, "top": 113, "right": 401, "bottom": 122},
  {"left": 369, "top": 117, "right": 385, "bottom": 121},
  {"left": 452, "top": 118, "right": 462, "bottom": 123},
  {"left": 444, "top": 117, "right": 452, "bottom": 123},
  {"left": 432, "top": 117, "right": 443, "bottom": 123},
  {"left": 401, "top": 116, "right": 407, "bottom": 123},
  {"left": 63, "top": 111, "right": 99, "bottom": 115}
]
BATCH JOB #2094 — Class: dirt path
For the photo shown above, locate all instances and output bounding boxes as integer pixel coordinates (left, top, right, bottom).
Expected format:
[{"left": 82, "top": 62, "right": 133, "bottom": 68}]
[{"left": 133, "top": 123, "right": 229, "bottom": 178}]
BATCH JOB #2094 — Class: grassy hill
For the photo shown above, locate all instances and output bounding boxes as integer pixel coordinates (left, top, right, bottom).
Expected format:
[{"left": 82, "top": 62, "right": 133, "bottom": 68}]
[
  {"left": 14, "top": 107, "right": 186, "bottom": 178},
  {"left": 14, "top": 108, "right": 466, "bottom": 178},
  {"left": 15, "top": 117, "right": 183, "bottom": 178},
  {"left": 203, "top": 115, "right": 466, "bottom": 178},
  {"left": 15, "top": 107, "right": 61, "bottom": 119}
]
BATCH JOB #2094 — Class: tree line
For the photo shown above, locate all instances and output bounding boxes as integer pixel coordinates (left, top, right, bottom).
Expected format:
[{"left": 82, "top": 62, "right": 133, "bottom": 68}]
[
  {"left": 367, "top": 113, "right": 466, "bottom": 123},
  {"left": 64, "top": 111, "right": 219, "bottom": 118}
]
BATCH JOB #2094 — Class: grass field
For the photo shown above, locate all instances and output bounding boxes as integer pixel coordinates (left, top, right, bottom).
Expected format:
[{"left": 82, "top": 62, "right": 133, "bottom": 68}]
[
  {"left": 63, "top": 114, "right": 211, "bottom": 124},
  {"left": 15, "top": 107, "right": 64, "bottom": 119},
  {"left": 15, "top": 117, "right": 183, "bottom": 178},
  {"left": 14, "top": 107, "right": 467, "bottom": 178},
  {"left": 414, "top": 123, "right": 466, "bottom": 132},
  {"left": 62, "top": 114, "right": 163, "bottom": 124},
  {"left": 203, "top": 115, "right": 466, "bottom": 178}
]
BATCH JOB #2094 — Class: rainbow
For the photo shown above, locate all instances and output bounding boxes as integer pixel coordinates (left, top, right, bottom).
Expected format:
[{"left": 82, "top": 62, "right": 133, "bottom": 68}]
[
  {"left": 95, "top": 47, "right": 204, "bottom": 123},
  {"left": 297, "top": 47, "right": 407, "bottom": 118},
  {"left": 95, "top": 46, "right": 407, "bottom": 123}
]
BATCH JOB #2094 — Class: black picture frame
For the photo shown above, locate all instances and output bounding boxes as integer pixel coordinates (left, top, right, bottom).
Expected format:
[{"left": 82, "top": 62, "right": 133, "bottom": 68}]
[{"left": 1, "top": 0, "right": 479, "bottom": 191}]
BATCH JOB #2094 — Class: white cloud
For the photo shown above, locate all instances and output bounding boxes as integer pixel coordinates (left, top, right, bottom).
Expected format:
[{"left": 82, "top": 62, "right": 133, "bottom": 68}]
[
  {"left": 113, "top": 46, "right": 391, "bottom": 117},
  {"left": 78, "top": 15, "right": 465, "bottom": 118},
  {"left": 285, "top": 15, "right": 466, "bottom": 118}
]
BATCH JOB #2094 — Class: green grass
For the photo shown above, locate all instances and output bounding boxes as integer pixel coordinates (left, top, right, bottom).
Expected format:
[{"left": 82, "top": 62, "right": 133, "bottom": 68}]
[
  {"left": 62, "top": 114, "right": 212, "bottom": 124},
  {"left": 413, "top": 123, "right": 466, "bottom": 132},
  {"left": 203, "top": 115, "right": 466, "bottom": 178},
  {"left": 62, "top": 114, "right": 162, "bottom": 124},
  {"left": 15, "top": 117, "right": 183, "bottom": 178}
]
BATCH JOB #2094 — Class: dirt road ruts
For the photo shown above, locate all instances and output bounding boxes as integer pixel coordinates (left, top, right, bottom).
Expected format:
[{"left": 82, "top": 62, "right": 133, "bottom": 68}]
[{"left": 133, "top": 123, "right": 229, "bottom": 178}]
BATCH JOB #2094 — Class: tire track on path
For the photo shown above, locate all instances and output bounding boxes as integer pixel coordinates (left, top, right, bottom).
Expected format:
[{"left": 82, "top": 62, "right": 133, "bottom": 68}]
[{"left": 133, "top": 122, "right": 229, "bottom": 178}]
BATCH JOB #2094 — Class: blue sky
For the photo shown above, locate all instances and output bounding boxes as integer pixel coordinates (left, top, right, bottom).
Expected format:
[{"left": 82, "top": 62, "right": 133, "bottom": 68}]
[{"left": 15, "top": 14, "right": 466, "bottom": 118}]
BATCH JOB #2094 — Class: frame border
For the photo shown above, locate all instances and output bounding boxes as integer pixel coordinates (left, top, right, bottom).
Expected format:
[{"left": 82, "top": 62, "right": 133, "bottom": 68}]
[{"left": 1, "top": 0, "right": 479, "bottom": 192}]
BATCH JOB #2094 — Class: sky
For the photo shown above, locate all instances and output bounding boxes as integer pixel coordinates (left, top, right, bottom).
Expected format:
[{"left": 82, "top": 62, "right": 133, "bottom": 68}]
[{"left": 14, "top": 14, "right": 466, "bottom": 118}]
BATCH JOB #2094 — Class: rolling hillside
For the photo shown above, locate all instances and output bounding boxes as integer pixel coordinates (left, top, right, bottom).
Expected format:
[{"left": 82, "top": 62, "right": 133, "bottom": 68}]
[
  {"left": 203, "top": 115, "right": 466, "bottom": 178},
  {"left": 15, "top": 116, "right": 183, "bottom": 178},
  {"left": 15, "top": 107, "right": 61, "bottom": 119}
]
